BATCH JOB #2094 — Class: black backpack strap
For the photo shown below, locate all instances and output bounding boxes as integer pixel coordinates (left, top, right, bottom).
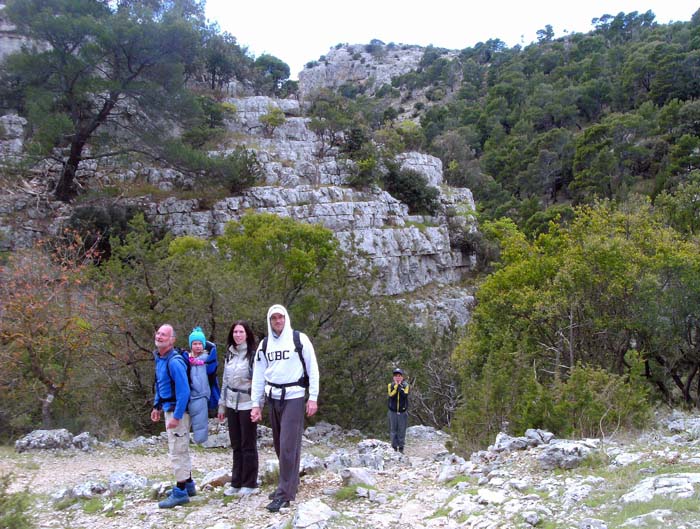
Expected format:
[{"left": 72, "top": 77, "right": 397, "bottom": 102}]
[
  {"left": 293, "top": 330, "right": 309, "bottom": 388},
  {"left": 248, "top": 348, "right": 255, "bottom": 373},
  {"left": 260, "top": 331, "right": 309, "bottom": 400}
]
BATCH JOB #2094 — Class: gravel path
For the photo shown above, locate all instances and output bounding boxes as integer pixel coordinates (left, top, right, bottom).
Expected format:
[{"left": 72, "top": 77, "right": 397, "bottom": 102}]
[{"left": 0, "top": 435, "right": 442, "bottom": 529}]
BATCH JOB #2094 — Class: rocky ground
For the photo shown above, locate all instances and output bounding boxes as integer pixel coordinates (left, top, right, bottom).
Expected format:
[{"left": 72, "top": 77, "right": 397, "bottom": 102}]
[{"left": 2, "top": 410, "right": 700, "bottom": 529}]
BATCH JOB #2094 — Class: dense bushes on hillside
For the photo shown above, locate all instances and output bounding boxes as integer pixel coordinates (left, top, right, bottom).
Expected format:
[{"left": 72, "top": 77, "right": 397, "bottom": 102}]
[
  {"left": 411, "top": 10, "right": 700, "bottom": 228},
  {"left": 0, "top": 213, "right": 459, "bottom": 439},
  {"left": 451, "top": 198, "right": 700, "bottom": 447}
]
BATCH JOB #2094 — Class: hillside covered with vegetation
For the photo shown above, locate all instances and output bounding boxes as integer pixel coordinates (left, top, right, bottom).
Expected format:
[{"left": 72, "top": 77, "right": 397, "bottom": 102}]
[{"left": 1, "top": 0, "right": 700, "bottom": 451}]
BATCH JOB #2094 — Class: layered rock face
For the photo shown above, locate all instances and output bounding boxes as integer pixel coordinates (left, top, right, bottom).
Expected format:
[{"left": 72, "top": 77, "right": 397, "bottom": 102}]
[
  {"left": 0, "top": 2, "right": 25, "bottom": 62},
  {"left": 0, "top": 92, "right": 476, "bottom": 323},
  {"left": 0, "top": 38, "right": 477, "bottom": 325},
  {"left": 147, "top": 95, "right": 477, "bottom": 302},
  {"left": 150, "top": 183, "right": 474, "bottom": 299}
]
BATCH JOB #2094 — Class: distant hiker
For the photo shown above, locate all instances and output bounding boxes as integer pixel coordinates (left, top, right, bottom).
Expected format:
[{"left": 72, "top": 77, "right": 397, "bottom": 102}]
[
  {"left": 150, "top": 324, "right": 195, "bottom": 508},
  {"left": 218, "top": 320, "right": 260, "bottom": 497},
  {"left": 186, "top": 326, "right": 212, "bottom": 445},
  {"left": 388, "top": 367, "right": 409, "bottom": 453},
  {"left": 250, "top": 304, "right": 319, "bottom": 512}
]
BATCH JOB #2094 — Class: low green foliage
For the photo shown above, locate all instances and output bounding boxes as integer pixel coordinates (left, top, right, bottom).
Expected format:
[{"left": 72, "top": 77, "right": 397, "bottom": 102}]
[
  {"left": 162, "top": 141, "right": 262, "bottom": 194},
  {"left": 333, "top": 484, "right": 377, "bottom": 501},
  {"left": 260, "top": 105, "right": 285, "bottom": 137},
  {"left": 578, "top": 450, "right": 611, "bottom": 470},
  {"left": 333, "top": 485, "right": 361, "bottom": 501},
  {"left": 383, "top": 163, "right": 440, "bottom": 215},
  {"left": 82, "top": 497, "right": 103, "bottom": 514},
  {"left": 0, "top": 475, "right": 33, "bottom": 529},
  {"left": 451, "top": 202, "right": 686, "bottom": 448},
  {"left": 428, "top": 505, "right": 451, "bottom": 518},
  {"left": 603, "top": 495, "right": 700, "bottom": 527},
  {"left": 445, "top": 475, "right": 477, "bottom": 488},
  {"left": 54, "top": 495, "right": 79, "bottom": 511}
]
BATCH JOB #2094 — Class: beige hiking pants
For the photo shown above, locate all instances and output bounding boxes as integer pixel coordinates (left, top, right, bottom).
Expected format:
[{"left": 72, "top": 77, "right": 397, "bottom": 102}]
[{"left": 165, "top": 411, "right": 192, "bottom": 482}]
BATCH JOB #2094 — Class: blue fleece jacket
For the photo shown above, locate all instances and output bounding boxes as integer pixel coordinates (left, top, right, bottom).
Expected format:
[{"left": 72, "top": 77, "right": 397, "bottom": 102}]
[{"left": 153, "top": 348, "right": 190, "bottom": 420}]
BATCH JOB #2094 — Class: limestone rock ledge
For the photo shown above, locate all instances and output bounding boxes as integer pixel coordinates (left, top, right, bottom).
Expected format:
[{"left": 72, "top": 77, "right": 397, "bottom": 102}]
[{"left": 148, "top": 184, "right": 475, "bottom": 297}]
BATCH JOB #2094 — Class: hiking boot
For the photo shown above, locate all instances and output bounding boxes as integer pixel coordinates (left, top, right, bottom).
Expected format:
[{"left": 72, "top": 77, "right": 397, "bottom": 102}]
[
  {"left": 237, "top": 487, "right": 259, "bottom": 496},
  {"left": 159, "top": 486, "right": 189, "bottom": 508},
  {"left": 268, "top": 491, "right": 277, "bottom": 500},
  {"left": 185, "top": 480, "right": 197, "bottom": 497},
  {"left": 266, "top": 497, "right": 290, "bottom": 512},
  {"left": 166, "top": 481, "right": 196, "bottom": 498}
]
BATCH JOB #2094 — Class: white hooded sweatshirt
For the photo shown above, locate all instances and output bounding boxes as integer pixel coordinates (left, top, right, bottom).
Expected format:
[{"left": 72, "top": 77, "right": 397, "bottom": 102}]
[{"left": 251, "top": 304, "right": 319, "bottom": 407}]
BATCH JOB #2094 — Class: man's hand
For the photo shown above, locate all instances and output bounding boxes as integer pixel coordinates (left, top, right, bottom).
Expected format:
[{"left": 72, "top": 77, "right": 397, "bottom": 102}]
[
  {"left": 166, "top": 417, "right": 180, "bottom": 429},
  {"left": 150, "top": 408, "right": 161, "bottom": 422},
  {"left": 251, "top": 406, "right": 262, "bottom": 423},
  {"left": 306, "top": 400, "right": 318, "bottom": 417},
  {"left": 217, "top": 412, "right": 226, "bottom": 422}
]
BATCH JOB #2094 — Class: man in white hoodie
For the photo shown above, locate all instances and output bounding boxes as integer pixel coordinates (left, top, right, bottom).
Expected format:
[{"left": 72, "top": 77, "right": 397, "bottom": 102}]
[{"left": 251, "top": 304, "right": 319, "bottom": 512}]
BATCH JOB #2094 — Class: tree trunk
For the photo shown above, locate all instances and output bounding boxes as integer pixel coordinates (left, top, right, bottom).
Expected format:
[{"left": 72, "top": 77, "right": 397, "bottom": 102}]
[
  {"left": 55, "top": 96, "right": 118, "bottom": 202},
  {"left": 54, "top": 137, "right": 87, "bottom": 202}
]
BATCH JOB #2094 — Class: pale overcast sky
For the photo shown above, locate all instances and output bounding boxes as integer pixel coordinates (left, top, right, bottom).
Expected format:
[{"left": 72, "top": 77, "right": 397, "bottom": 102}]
[{"left": 205, "top": 1, "right": 698, "bottom": 79}]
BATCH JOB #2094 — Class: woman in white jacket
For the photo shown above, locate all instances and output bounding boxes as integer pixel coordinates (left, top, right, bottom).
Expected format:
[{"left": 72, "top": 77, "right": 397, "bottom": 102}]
[{"left": 218, "top": 320, "right": 259, "bottom": 496}]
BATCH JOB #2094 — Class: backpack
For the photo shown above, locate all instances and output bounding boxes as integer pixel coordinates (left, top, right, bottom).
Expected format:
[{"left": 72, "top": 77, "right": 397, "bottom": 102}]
[
  {"left": 153, "top": 341, "right": 220, "bottom": 410},
  {"left": 259, "top": 330, "right": 309, "bottom": 389}
]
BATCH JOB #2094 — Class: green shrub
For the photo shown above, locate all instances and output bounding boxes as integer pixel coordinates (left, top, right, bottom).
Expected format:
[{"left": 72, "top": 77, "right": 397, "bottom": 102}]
[
  {"left": 555, "top": 360, "right": 651, "bottom": 437},
  {"left": 376, "top": 84, "right": 400, "bottom": 99},
  {"left": 515, "top": 358, "right": 651, "bottom": 438},
  {"left": 260, "top": 105, "right": 285, "bottom": 137},
  {"left": 181, "top": 126, "right": 226, "bottom": 149},
  {"left": 68, "top": 203, "right": 139, "bottom": 260},
  {"left": 163, "top": 141, "right": 262, "bottom": 194},
  {"left": 0, "top": 475, "right": 33, "bottom": 529},
  {"left": 346, "top": 155, "right": 379, "bottom": 189},
  {"left": 383, "top": 163, "right": 440, "bottom": 215}
]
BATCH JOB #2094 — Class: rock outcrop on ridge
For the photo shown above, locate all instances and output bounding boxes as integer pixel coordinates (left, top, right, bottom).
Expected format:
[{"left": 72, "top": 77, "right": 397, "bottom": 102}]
[{"left": 0, "top": 10, "right": 476, "bottom": 325}]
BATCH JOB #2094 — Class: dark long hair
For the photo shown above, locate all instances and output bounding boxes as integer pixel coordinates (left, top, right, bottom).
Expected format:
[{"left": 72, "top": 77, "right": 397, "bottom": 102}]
[{"left": 226, "top": 320, "right": 258, "bottom": 363}]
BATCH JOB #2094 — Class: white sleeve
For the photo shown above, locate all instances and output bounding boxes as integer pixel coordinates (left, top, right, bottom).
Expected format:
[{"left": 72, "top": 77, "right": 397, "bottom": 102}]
[
  {"left": 301, "top": 333, "right": 320, "bottom": 402},
  {"left": 250, "top": 343, "right": 267, "bottom": 408}
]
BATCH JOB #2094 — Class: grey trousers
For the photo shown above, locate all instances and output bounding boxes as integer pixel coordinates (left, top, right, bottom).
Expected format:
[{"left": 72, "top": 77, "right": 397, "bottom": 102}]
[
  {"left": 268, "top": 396, "right": 305, "bottom": 501},
  {"left": 388, "top": 410, "right": 408, "bottom": 449}
]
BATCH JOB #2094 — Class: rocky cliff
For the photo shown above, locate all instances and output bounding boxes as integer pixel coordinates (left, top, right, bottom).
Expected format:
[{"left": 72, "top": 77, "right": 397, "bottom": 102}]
[
  {"left": 297, "top": 42, "right": 461, "bottom": 102},
  {"left": 0, "top": 2, "right": 24, "bottom": 62},
  {"left": 152, "top": 96, "right": 477, "bottom": 300},
  {"left": 0, "top": 18, "right": 476, "bottom": 326},
  {"left": 298, "top": 42, "right": 426, "bottom": 100},
  {"left": 0, "top": 91, "right": 477, "bottom": 324}
]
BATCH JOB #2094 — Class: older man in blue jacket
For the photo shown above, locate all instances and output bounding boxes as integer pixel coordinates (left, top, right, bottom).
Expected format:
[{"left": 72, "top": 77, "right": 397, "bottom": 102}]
[{"left": 151, "top": 323, "right": 193, "bottom": 508}]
